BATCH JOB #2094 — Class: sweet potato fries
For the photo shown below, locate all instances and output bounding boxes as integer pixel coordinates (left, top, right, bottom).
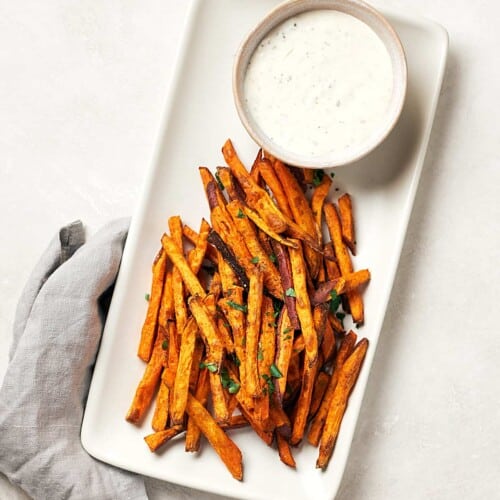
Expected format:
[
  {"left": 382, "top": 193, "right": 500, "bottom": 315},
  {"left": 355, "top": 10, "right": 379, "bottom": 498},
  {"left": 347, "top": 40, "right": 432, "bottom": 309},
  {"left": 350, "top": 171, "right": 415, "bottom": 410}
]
[{"left": 126, "top": 140, "right": 370, "bottom": 479}]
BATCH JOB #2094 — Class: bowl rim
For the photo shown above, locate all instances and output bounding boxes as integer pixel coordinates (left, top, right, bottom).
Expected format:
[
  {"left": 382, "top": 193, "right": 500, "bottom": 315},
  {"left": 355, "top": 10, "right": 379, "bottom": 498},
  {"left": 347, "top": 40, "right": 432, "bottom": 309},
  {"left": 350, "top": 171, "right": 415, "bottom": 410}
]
[{"left": 233, "top": 0, "right": 408, "bottom": 169}]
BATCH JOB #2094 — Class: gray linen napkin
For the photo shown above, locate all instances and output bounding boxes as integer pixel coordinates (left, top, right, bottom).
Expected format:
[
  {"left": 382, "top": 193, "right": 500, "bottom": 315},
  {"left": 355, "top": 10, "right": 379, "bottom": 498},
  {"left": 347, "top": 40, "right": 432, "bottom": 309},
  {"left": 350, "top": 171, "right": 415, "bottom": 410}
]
[{"left": 0, "top": 219, "right": 148, "bottom": 500}]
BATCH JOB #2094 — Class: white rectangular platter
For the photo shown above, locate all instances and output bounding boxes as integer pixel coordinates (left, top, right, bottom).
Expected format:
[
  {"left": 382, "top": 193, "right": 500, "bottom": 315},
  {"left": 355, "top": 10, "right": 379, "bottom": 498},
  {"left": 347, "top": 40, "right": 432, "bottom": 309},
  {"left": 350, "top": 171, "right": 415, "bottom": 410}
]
[{"left": 81, "top": 1, "right": 448, "bottom": 499}]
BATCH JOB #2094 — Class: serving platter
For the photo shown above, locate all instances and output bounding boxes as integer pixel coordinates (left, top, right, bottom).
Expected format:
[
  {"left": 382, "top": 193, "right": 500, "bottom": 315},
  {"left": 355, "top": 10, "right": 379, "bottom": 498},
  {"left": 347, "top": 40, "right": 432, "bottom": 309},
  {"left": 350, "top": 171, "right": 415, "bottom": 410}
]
[{"left": 81, "top": 1, "right": 448, "bottom": 498}]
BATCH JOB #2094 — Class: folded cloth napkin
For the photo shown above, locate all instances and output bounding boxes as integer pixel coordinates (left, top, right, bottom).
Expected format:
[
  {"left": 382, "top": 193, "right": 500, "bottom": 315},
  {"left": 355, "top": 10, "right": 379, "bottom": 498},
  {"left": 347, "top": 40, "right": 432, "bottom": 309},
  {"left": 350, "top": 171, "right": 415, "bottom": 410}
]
[{"left": 0, "top": 219, "right": 148, "bottom": 500}]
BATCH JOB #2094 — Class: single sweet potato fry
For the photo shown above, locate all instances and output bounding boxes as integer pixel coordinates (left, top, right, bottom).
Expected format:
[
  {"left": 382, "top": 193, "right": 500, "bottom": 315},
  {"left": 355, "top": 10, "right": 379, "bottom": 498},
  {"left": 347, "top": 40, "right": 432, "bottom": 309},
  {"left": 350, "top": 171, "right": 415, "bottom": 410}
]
[
  {"left": 241, "top": 205, "right": 298, "bottom": 249},
  {"left": 245, "top": 268, "right": 264, "bottom": 398},
  {"left": 321, "top": 319, "right": 337, "bottom": 364},
  {"left": 185, "top": 368, "right": 210, "bottom": 452},
  {"left": 316, "top": 338, "right": 369, "bottom": 469},
  {"left": 309, "top": 371, "right": 330, "bottom": 420},
  {"left": 257, "top": 158, "right": 293, "bottom": 219},
  {"left": 288, "top": 241, "right": 318, "bottom": 365},
  {"left": 269, "top": 403, "right": 291, "bottom": 439},
  {"left": 311, "top": 173, "right": 333, "bottom": 239},
  {"left": 271, "top": 240, "right": 300, "bottom": 329},
  {"left": 338, "top": 193, "right": 356, "bottom": 255},
  {"left": 324, "top": 241, "right": 341, "bottom": 280},
  {"left": 170, "top": 318, "right": 198, "bottom": 425},
  {"left": 290, "top": 357, "right": 319, "bottom": 446},
  {"left": 218, "top": 287, "right": 246, "bottom": 388},
  {"left": 199, "top": 166, "right": 227, "bottom": 209},
  {"left": 144, "top": 425, "right": 184, "bottom": 452},
  {"left": 167, "top": 215, "right": 191, "bottom": 334},
  {"left": 276, "top": 432, "right": 296, "bottom": 468},
  {"left": 151, "top": 368, "right": 170, "bottom": 432},
  {"left": 187, "top": 218, "right": 211, "bottom": 275},
  {"left": 250, "top": 148, "right": 263, "bottom": 184},
  {"left": 308, "top": 331, "right": 357, "bottom": 446},
  {"left": 158, "top": 269, "right": 174, "bottom": 330},
  {"left": 127, "top": 335, "right": 166, "bottom": 424},
  {"left": 186, "top": 394, "right": 243, "bottom": 480},
  {"left": 137, "top": 248, "right": 167, "bottom": 362},
  {"left": 256, "top": 296, "right": 276, "bottom": 424},
  {"left": 188, "top": 338, "right": 205, "bottom": 393},
  {"left": 274, "top": 307, "right": 294, "bottom": 403},
  {"left": 310, "top": 269, "right": 371, "bottom": 306}
]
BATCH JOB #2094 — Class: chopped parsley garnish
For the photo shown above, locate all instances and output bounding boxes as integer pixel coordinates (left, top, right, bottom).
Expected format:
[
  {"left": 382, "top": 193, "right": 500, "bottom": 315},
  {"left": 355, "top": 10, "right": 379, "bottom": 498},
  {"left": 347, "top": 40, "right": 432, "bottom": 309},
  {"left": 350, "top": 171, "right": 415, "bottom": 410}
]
[
  {"left": 199, "top": 361, "right": 218, "bottom": 373},
  {"left": 228, "top": 381, "right": 240, "bottom": 394},
  {"left": 227, "top": 300, "right": 248, "bottom": 313},
  {"left": 261, "top": 374, "right": 275, "bottom": 395},
  {"left": 161, "top": 340, "right": 169, "bottom": 350},
  {"left": 270, "top": 363, "right": 283, "bottom": 379},
  {"left": 220, "top": 367, "right": 240, "bottom": 394},
  {"left": 330, "top": 172, "right": 335, "bottom": 178},
  {"left": 214, "top": 171, "right": 225, "bottom": 191},
  {"left": 312, "top": 169, "right": 325, "bottom": 187},
  {"left": 284, "top": 335, "right": 292, "bottom": 341},
  {"left": 329, "top": 290, "right": 341, "bottom": 313},
  {"left": 144, "top": 293, "right": 150, "bottom": 301},
  {"left": 236, "top": 208, "right": 246, "bottom": 218},
  {"left": 283, "top": 327, "right": 292, "bottom": 334},
  {"left": 285, "top": 287, "right": 297, "bottom": 298},
  {"left": 269, "top": 253, "right": 277, "bottom": 263},
  {"left": 251, "top": 256, "right": 260, "bottom": 264}
]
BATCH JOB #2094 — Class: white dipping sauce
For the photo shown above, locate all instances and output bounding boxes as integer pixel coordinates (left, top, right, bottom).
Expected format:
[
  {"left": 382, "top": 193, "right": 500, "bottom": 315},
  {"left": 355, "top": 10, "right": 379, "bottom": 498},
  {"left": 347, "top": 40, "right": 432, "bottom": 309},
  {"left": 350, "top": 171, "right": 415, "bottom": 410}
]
[{"left": 243, "top": 9, "right": 394, "bottom": 158}]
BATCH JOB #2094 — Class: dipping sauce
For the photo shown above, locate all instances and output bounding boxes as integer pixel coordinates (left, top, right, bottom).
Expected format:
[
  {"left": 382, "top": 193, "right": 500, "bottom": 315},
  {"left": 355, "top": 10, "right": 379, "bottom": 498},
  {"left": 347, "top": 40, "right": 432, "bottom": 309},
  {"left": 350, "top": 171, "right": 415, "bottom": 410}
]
[{"left": 243, "top": 9, "right": 394, "bottom": 159}]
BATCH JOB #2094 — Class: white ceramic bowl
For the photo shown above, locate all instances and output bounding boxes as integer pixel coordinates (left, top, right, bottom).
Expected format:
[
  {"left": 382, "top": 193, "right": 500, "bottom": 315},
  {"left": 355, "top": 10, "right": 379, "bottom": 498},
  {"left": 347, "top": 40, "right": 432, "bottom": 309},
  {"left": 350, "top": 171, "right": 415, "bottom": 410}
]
[{"left": 233, "top": 0, "right": 407, "bottom": 168}]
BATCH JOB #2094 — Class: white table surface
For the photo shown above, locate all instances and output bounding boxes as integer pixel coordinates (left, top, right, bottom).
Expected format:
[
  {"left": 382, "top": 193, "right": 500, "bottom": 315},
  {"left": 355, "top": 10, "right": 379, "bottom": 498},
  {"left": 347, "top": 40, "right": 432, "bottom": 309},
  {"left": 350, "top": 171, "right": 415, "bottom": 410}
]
[{"left": 1, "top": 1, "right": 499, "bottom": 499}]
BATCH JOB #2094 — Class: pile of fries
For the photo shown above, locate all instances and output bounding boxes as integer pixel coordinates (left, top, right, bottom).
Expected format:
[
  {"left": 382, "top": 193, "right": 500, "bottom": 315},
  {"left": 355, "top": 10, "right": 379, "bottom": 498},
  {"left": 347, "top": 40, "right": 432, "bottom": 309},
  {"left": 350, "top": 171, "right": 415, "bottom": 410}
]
[{"left": 126, "top": 139, "right": 370, "bottom": 480}]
